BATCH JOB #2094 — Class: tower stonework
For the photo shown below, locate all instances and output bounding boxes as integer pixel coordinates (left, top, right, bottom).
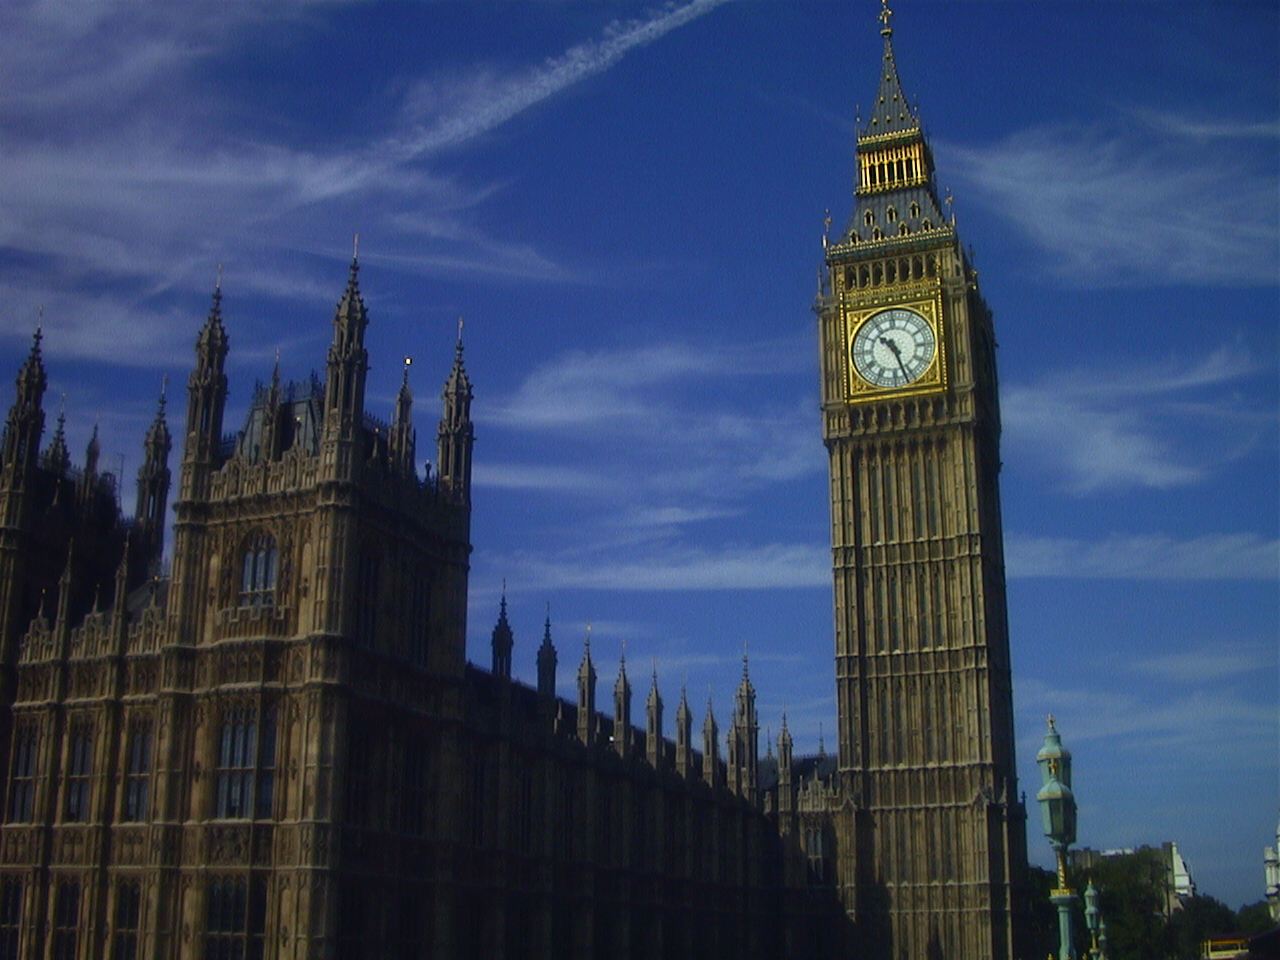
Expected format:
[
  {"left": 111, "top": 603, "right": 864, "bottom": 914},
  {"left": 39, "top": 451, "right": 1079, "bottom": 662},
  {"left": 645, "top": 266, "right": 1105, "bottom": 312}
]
[{"left": 817, "top": 7, "right": 1028, "bottom": 958}]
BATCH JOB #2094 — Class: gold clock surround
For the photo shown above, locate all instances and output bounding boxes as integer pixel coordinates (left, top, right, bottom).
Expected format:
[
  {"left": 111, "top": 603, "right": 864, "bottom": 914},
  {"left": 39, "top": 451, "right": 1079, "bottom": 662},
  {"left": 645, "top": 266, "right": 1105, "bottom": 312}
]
[{"left": 841, "top": 294, "right": 946, "bottom": 402}]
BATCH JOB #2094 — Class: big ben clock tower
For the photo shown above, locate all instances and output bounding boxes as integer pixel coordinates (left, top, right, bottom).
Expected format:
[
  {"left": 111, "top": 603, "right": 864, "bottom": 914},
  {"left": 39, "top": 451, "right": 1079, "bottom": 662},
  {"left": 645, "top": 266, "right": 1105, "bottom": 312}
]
[{"left": 818, "top": 5, "right": 1028, "bottom": 958}]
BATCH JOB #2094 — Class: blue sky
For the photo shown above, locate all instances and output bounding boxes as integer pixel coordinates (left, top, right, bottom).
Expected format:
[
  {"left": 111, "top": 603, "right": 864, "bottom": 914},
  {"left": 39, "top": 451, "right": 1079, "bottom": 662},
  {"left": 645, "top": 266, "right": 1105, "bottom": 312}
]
[{"left": 0, "top": 0, "right": 1275, "bottom": 909}]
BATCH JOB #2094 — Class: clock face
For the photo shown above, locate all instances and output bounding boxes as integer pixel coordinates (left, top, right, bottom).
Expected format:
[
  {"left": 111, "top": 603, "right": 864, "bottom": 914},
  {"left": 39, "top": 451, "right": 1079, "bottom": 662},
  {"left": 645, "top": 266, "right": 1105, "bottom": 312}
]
[{"left": 850, "top": 307, "right": 937, "bottom": 389}]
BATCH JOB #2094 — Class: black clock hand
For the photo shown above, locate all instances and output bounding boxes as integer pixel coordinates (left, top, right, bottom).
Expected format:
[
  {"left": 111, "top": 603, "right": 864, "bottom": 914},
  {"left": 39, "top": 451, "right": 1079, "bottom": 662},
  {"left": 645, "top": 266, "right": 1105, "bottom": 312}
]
[{"left": 879, "top": 335, "right": 910, "bottom": 379}]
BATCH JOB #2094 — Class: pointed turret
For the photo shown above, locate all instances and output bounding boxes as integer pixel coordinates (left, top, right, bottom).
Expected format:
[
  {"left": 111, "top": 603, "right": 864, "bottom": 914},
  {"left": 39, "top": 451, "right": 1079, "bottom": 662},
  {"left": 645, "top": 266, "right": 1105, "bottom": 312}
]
[
  {"left": 184, "top": 284, "right": 229, "bottom": 471},
  {"left": 675, "top": 685, "right": 692, "bottom": 778},
  {"left": 646, "top": 667, "right": 664, "bottom": 770},
  {"left": 537, "top": 607, "right": 557, "bottom": 701},
  {"left": 2, "top": 328, "right": 47, "bottom": 473},
  {"left": 577, "top": 630, "right": 596, "bottom": 746},
  {"left": 84, "top": 424, "right": 100, "bottom": 480},
  {"left": 390, "top": 357, "right": 416, "bottom": 476},
  {"left": 54, "top": 541, "right": 74, "bottom": 650},
  {"left": 778, "top": 714, "right": 794, "bottom": 813},
  {"left": 843, "top": 0, "right": 946, "bottom": 242},
  {"left": 43, "top": 409, "right": 70, "bottom": 476},
  {"left": 259, "top": 355, "right": 285, "bottom": 462},
  {"left": 135, "top": 384, "right": 172, "bottom": 566},
  {"left": 613, "top": 649, "right": 631, "bottom": 759},
  {"left": 730, "top": 655, "right": 759, "bottom": 802},
  {"left": 490, "top": 589, "right": 513, "bottom": 680},
  {"left": 323, "top": 254, "right": 370, "bottom": 451},
  {"left": 437, "top": 321, "right": 473, "bottom": 505},
  {"left": 702, "top": 698, "right": 721, "bottom": 788},
  {"left": 864, "top": 1, "right": 918, "bottom": 139}
]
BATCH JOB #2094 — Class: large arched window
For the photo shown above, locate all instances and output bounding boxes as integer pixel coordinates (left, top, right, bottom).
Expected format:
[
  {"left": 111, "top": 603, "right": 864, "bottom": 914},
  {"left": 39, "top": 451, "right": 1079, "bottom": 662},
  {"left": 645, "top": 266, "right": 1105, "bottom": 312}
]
[
  {"left": 239, "top": 535, "right": 277, "bottom": 607},
  {"left": 214, "top": 705, "right": 277, "bottom": 820}
]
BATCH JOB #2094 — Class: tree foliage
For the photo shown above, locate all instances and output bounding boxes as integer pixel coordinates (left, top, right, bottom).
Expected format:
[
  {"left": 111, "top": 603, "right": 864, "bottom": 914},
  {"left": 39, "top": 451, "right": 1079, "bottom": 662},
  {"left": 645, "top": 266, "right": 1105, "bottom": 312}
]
[{"left": 1022, "top": 851, "right": 1271, "bottom": 960}]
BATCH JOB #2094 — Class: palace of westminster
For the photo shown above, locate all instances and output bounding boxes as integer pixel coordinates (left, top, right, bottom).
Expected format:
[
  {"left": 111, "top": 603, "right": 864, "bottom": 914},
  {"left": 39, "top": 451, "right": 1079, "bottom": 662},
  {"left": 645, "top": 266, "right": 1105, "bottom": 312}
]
[{"left": 0, "top": 7, "right": 1033, "bottom": 959}]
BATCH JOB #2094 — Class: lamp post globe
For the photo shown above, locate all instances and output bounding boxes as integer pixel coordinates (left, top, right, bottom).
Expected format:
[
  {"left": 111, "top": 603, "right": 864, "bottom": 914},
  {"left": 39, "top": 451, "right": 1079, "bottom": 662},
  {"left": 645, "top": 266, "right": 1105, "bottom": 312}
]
[{"left": 1036, "top": 717, "right": 1079, "bottom": 960}]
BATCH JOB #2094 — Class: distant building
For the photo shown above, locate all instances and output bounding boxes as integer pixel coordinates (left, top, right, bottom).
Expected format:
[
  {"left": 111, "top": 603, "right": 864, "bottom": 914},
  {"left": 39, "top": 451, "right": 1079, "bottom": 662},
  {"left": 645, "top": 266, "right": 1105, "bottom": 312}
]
[
  {"left": 1070, "top": 842, "right": 1196, "bottom": 914},
  {"left": 1265, "top": 814, "right": 1280, "bottom": 921}
]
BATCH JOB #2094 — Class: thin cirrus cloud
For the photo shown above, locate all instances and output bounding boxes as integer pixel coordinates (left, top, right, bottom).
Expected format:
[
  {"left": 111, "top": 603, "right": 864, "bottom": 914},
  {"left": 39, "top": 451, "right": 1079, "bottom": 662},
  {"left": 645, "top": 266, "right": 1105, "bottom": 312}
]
[
  {"left": 0, "top": 1, "right": 736, "bottom": 349},
  {"left": 487, "top": 339, "right": 810, "bottom": 432},
  {"left": 387, "top": 0, "right": 738, "bottom": 162},
  {"left": 1002, "top": 345, "right": 1270, "bottom": 494},
  {"left": 495, "top": 541, "right": 830, "bottom": 593},
  {"left": 476, "top": 338, "right": 821, "bottom": 508},
  {"left": 1005, "top": 531, "right": 1279, "bottom": 581},
  {"left": 941, "top": 113, "right": 1280, "bottom": 287},
  {"left": 1128, "top": 641, "right": 1272, "bottom": 684},
  {"left": 1015, "top": 678, "right": 1273, "bottom": 778}
]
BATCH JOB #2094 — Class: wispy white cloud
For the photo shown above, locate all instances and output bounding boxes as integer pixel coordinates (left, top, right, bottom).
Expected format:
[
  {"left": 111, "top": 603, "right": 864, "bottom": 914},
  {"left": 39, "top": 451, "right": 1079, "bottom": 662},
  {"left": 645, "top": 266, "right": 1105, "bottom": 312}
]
[
  {"left": 1017, "top": 676, "right": 1275, "bottom": 768},
  {"left": 1128, "top": 641, "right": 1273, "bottom": 684},
  {"left": 0, "top": 1, "right": 736, "bottom": 357},
  {"left": 1006, "top": 531, "right": 1279, "bottom": 581},
  {"left": 489, "top": 339, "right": 807, "bottom": 431},
  {"left": 497, "top": 541, "right": 829, "bottom": 592},
  {"left": 478, "top": 338, "right": 822, "bottom": 508},
  {"left": 388, "top": 0, "right": 737, "bottom": 161},
  {"left": 1003, "top": 345, "right": 1273, "bottom": 493},
  {"left": 475, "top": 461, "right": 606, "bottom": 493},
  {"left": 942, "top": 112, "right": 1280, "bottom": 287}
]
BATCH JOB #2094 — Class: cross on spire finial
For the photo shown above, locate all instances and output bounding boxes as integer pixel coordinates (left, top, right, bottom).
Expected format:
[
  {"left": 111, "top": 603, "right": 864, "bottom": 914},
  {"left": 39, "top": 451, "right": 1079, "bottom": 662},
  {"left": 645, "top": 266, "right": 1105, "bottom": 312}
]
[{"left": 879, "top": 0, "right": 893, "bottom": 38}]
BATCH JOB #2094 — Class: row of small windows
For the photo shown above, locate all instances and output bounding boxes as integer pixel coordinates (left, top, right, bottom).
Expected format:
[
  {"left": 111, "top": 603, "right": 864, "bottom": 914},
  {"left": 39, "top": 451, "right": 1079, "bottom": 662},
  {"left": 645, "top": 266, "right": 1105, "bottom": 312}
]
[
  {"left": 840, "top": 253, "right": 939, "bottom": 291},
  {"left": 4, "top": 710, "right": 275, "bottom": 826},
  {"left": 865, "top": 156, "right": 917, "bottom": 188},
  {"left": 0, "top": 876, "right": 249, "bottom": 960},
  {"left": 865, "top": 201, "right": 922, "bottom": 225}
]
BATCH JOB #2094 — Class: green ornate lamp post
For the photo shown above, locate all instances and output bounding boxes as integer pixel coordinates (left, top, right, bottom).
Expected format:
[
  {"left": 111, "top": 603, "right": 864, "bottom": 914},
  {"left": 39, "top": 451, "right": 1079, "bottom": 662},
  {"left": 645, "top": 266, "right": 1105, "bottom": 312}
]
[
  {"left": 1037, "top": 717, "right": 1078, "bottom": 960},
  {"left": 1084, "top": 879, "right": 1106, "bottom": 960}
]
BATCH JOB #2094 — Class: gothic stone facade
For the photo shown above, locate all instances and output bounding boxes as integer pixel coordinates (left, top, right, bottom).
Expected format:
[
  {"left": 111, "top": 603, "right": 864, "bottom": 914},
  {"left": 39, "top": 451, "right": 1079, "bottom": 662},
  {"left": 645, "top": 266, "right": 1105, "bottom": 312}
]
[{"left": 0, "top": 265, "right": 842, "bottom": 959}]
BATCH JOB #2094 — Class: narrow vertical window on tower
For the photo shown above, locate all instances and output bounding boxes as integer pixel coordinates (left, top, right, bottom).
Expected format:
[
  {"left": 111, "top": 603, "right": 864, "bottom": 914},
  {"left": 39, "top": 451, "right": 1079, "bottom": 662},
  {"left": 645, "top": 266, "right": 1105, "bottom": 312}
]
[
  {"left": 0, "top": 879, "right": 20, "bottom": 960},
  {"left": 205, "top": 876, "right": 266, "bottom": 960},
  {"left": 51, "top": 880, "right": 79, "bottom": 960},
  {"left": 6, "top": 726, "right": 37, "bottom": 823},
  {"left": 122, "top": 719, "right": 152, "bottom": 822},
  {"left": 63, "top": 722, "right": 93, "bottom": 823},
  {"left": 113, "top": 881, "right": 142, "bottom": 960},
  {"left": 239, "top": 534, "right": 277, "bottom": 607},
  {"left": 214, "top": 704, "right": 277, "bottom": 820},
  {"left": 354, "top": 550, "right": 380, "bottom": 648}
]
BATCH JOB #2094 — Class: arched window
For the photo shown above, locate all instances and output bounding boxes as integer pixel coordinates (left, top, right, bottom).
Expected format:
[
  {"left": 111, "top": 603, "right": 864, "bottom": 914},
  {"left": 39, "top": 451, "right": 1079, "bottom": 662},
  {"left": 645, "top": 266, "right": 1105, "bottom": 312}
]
[
  {"left": 206, "top": 877, "right": 266, "bottom": 959},
  {"left": 863, "top": 210, "right": 874, "bottom": 227},
  {"left": 214, "top": 705, "right": 277, "bottom": 820},
  {"left": 910, "top": 202, "right": 921, "bottom": 219},
  {"left": 886, "top": 206, "right": 898, "bottom": 223},
  {"left": 64, "top": 722, "right": 93, "bottom": 823},
  {"left": 7, "top": 726, "right": 38, "bottom": 822},
  {"left": 240, "top": 535, "right": 277, "bottom": 607},
  {"left": 114, "top": 881, "right": 142, "bottom": 960}
]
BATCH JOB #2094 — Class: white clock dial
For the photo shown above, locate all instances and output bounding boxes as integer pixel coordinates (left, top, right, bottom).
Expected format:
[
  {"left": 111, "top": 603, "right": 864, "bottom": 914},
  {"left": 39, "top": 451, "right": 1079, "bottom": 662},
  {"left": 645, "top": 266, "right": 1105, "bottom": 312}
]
[{"left": 850, "top": 307, "right": 936, "bottom": 389}]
